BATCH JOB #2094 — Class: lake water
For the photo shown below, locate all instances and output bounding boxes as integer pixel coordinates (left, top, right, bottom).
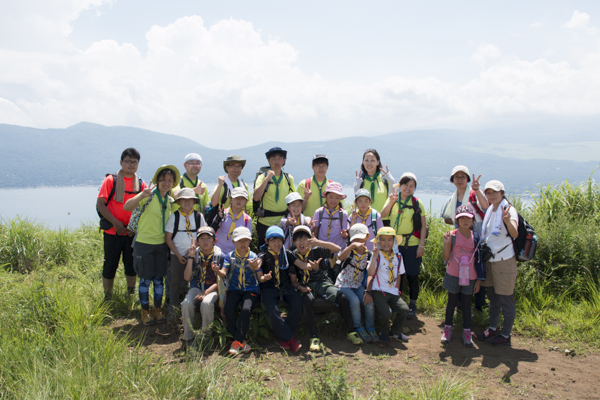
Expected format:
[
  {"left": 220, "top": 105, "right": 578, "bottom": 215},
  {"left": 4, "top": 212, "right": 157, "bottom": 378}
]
[{"left": 0, "top": 185, "right": 452, "bottom": 230}]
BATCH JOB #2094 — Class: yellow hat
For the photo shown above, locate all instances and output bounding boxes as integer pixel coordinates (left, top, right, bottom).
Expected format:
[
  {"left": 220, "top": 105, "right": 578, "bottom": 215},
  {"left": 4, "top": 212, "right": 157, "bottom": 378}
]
[
  {"left": 152, "top": 164, "right": 181, "bottom": 189},
  {"left": 371, "top": 226, "right": 403, "bottom": 244}
]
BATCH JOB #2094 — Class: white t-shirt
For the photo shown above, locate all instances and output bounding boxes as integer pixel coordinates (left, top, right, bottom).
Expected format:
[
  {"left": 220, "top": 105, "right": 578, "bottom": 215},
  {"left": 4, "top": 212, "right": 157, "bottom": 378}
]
[
  {"left": 371, "top": 251, "right": 406, "bottom": 296},
  {"left": 165, "top": 211, "right": 206, "bottom": 256},
  {"left": 484, "top": 205, "right": 518, "bottom": 261}
]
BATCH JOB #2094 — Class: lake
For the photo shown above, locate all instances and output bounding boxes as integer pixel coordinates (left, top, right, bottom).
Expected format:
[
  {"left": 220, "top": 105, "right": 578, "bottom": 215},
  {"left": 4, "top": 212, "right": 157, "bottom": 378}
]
[{"left": 0, "top": 185, "right": 452, "bottom": 230}]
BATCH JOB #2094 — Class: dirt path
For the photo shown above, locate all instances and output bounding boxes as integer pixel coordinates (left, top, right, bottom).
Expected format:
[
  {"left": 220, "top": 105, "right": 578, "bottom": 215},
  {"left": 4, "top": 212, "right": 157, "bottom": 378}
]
[{"left": 112, "top": 315, "right": 599, "bottom": 399}]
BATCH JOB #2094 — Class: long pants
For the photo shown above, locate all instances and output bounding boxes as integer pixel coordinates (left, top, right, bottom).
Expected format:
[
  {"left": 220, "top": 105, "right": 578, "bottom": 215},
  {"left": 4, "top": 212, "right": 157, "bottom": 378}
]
[
  {"left": 445, "top": 292, "right": 472, "bottom": 329},
  {"left": 339, "top": 286, "right": 375, "bottom": 329},
  {"left": 474, "top": 287, "right": 487, "bottom": 309},
  {"left": 181, "top": 289, "right": 218, "bottom": 340},
  {"left": 165, "top": 256, "right": 189, "bottom": 306},
  {"left": 138, "top": 277, "right": 163, "bottom": 311},
  {"left": 371, "top": 291, "right": 409, "bottom": 336},
  {"left": 224, "top": 290, "right": 259, "bottom": 342},
  {"left": 400, "top": 274, "right": 419, "bottom": 302},
  {"left": 487, "top": 286, "right": 516, "bottom": 337},
  {"left": 261, "top": 286, "right": 302, "bottom": 342},
  {"left": 301, "top": 291, "right": 354, "bottom": 337},
  {"left": 256, "top": 222, "right": 269, "bottom": 250}
]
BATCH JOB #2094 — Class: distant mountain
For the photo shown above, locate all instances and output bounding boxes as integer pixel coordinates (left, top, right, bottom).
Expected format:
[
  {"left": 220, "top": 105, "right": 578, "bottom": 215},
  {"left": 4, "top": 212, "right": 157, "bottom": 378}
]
[{"left": 0, "top": 122, "right": 597, "bottom": 194}]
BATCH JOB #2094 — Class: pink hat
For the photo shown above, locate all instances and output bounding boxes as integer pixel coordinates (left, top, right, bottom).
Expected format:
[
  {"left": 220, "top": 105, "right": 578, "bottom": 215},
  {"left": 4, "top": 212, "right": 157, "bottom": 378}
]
[{"left": 322, "top": 182, "right": 347, "bottom": 199}]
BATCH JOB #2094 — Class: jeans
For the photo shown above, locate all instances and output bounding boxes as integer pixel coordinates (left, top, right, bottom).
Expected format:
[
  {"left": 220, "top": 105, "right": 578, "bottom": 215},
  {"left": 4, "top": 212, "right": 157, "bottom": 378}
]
[
  {"left": 224, "top": 290, "right": 259, "bottom": 342},
  {"left": 339, "top": 286, "right": 375, "bottom": 329},
  {"left": 261, "top": 285, "right": 302, "bottom": 341}
]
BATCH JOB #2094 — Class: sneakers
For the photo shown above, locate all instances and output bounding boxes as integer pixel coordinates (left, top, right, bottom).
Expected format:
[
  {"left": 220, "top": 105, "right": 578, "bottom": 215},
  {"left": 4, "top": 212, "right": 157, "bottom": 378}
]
[
  {"left": 390, "top": 333, "right": 410, "bottom": 342},
  {"left": 141, "top": 309, "right": 156, "bottom": 326},
  {"left": 407, "top": 304, "right": 417, "bottom": 319},
  {"left": 278, "top": 339, "right": 291, "bottom": 351},
  {"left": 228, "top": 340, "right": 251, "bottom": 356},
  {"left": 356, "top": 326, "right": 371, "bottom": 343},
  {"left": 463, "top": 329, "right": 473, "bottom": 348},
  {"left": 289, "top": 337, "right": 302, "bottom": 353},
  {"left": 476, "top": 328, "right": 498, "bottom": 341},
  {"left": 347, "top": 331, "right": 363, "bottom": 345},
  {"left": 487, "top": 334, "right": 511, "bottom": 347},
  {"left": 309, "top": 338, "right": 322, "bottom": 352},
  {"left": 367, "top": 327, "right": 380, "bottom": 343},
  {"left": 153, "top": 307, "right": 166, "bottom": 324},
  {"left": 441, "top": 325, "right": 452, "bottom": 344}
]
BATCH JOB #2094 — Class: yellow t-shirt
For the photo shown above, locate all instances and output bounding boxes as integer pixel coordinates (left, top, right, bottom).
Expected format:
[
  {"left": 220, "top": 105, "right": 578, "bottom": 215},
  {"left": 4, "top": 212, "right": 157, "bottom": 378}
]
[
  {"left": 297, "top": 177, "right": 330, "bottom": 219},
  {"left": 173, "top": 175, "right": 209, "bottom": 213},
  {"left": 384, "top": 197, "right": 427, "bottom": 246},
  {"left": 255, "top": 172, "right": 295, "bottom": 226},
  {"left": 214, "top": 181, "right": 252, "bottom": 214},
  {"left": 136, "top": 193, "right": 174, "bottom": 245},
  {"left": 361, "top": 174, "right": 391, "bottom": 220}
]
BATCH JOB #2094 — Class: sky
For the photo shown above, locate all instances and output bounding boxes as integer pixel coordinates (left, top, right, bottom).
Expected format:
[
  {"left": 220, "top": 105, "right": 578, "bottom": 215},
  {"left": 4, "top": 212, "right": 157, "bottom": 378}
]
[{"left": 1, "top": 1, "right": 600, "bottom": 149}]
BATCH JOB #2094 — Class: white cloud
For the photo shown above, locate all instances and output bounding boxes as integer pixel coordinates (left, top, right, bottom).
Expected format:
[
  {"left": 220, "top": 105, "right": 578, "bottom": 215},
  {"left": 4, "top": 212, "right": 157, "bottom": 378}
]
[
  {"left": 530, "top": 22, "right": 542, "bottom": 28},
  {"left": 471, "top": 44, "right": 502, "bottom": 67},
  {"left": 563, "top": 10, "right": 597, "bottom": 35}
]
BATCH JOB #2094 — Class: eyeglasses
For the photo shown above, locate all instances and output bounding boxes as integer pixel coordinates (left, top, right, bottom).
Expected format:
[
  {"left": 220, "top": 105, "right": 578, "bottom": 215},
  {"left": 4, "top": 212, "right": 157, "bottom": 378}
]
[
  {"left": 186, "top": 161, "right": 202, "bottom": 166},
  {"left": 122, "top": 159, "right": 139, "bottom": 165}
]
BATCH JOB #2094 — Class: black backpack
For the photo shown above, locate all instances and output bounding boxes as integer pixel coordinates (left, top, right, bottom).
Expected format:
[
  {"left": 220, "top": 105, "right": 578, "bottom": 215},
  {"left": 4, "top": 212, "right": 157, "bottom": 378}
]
[
  {"left": 171, "top": 210, "right": 203, "bottom": 240},
  {"left": 204, "top": 180, "right": 248, "bottom": 225},
  {"left": 504, "top": 210, "right": 537, "bottom": 262},
  {"left": 252, "top": 168, "right": 292, "bottom": 217},
  {"left": 97, "top": 173, "right": 143, "bottom": 231}
]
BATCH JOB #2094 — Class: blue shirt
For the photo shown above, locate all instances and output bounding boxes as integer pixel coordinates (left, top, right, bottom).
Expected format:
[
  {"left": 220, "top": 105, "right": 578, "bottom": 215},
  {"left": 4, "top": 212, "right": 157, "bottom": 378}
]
[{"left": 223, "top": 250, "right": 261, "bottom": 292}]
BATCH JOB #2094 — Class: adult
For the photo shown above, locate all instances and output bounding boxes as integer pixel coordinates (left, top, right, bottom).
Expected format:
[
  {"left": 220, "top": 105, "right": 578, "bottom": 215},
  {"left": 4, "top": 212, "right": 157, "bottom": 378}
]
[
  {"left": 296, "top": 154, "right": 332, "bottom": 219},
  {"left": 210, "top": 155, "right": 251, "bottom": 215},
  {"left": 253, "top": 147, "right": 295, "bottom": 245},
  {"left": 96, "top": 148, "right": 146, "bottom": 300},
  {"left": 353, "top": 149, "right": 395, "bottom": 226},
  {"left": 477, "top": 180, "right": 519, "bottom": 347},
  {"left": 440, "top": 165, "right": 488, "bottom": 234},
  {"left": 174, "top": 153, "right": 208, "bottom": 213}
]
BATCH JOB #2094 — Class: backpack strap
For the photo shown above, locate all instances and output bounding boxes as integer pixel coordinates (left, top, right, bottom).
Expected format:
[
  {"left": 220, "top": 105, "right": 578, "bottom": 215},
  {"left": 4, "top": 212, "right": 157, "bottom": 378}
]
[
  {"left": 172, "top": 211, "right": 181, "bottom": 240},
  {"left": 194, "top": 210, "right": 201, "bottom": 230},
  {"left": 244, "top": 213, "right": 251, "bottom": 227},
  {"left": 469, "top": 190, "right": 485, "bottom": 219},
  {"left": 317, "top": 207, "right": 324, "bottom": 238},
  {"left": 180, "top": 177, "right": 185, "bottom": 188},
  {"left": 450, "top": 229, "right": 457, "bottom": 252},
  {"left": 370, "top": 209, "right": 378, "bottom": 233}
]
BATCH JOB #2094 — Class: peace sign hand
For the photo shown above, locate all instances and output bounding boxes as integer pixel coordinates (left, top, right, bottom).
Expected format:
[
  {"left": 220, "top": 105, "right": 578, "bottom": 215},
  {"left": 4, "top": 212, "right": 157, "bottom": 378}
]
[
  {"left": 304, "top": 186, "right": 312, "bottom": 199},
  {"left": 218, "top": 206, "right": 225, "bottom": 218},
  {"left": 188, "top": 237, "right": 198, "bottom": 257},
  {"left": 388, "top": 187, "right": 398, "bottom": 202},
  {"left": 442, "top": 231, "right": 452, "bottom": 245},
  {"left": 381, "top": 165, "right": 390, "bottom": 177},
  {"left": 142, "top": 183, "right": 155, "bottom": 198},
  {"left": 501, "top": 205, "right": 512, "bottom": 224},
  {"left": 472, "top": 174, "right": 482, "bottom": 191},
  {"left": 308, "top": 258, "right": 322, "bottom": 271},
  {"left": 351, "top": 205, "right": 358, "bottom": 224}
]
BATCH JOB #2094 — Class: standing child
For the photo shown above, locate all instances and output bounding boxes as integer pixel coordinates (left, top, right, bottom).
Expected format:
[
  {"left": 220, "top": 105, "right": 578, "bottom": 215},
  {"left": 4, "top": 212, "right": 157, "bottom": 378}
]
[
  {"left": 335, "top": 224, "right": 377, "bottom": 343},
  {"left": 441, "top": 205, "right": 485, "bottom": 347},
  {"left": 312, "top": 182, "right": 349, "bottom": 253},
  {"left": 212, "top": 227, "right": 265, "bottom": 356},
  {"left": 181, "top": 226, "right": 222, "bottom": 349},
  {"left": 211, "top": 187, "right": 252, "bottom": 254},
  {"left": 280, "top": 192, "right": 312, "bottom": 249},
  {"left": 349, "top": 189, "right": 384, "bottom": 251},
  {"left": 381, "top": 172, "right": 428, "bottom": 320},
  {"left": 124, "top": 165, "right": 180, "bottom": 325},
  {"left": 165, "top": 187, "right": 206, "bottom": 318},
  {"left": 366, "top": 227, "right": 410, "bottom": 343},
  {"left": 296, "top": 154, "right": 332, "bottom": 218},
  {"left": 291, "top": 225, "right": 362, "bottom": 350},
  {"left": 258, "top": 226, "right": 304, "bottom": 352}
]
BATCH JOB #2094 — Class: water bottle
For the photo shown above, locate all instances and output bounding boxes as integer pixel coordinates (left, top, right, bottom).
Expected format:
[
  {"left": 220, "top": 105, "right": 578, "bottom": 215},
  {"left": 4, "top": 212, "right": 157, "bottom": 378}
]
[{"left": 459, "top": 255, "right": 470, "bottom": 286}]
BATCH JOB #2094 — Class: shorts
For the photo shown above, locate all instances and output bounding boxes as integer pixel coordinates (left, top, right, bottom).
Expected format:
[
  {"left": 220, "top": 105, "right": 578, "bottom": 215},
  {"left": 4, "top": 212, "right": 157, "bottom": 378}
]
[
  {"left": 102, "top": 232, "right": 135, "bottom": 279},
  {"left": 398, "top": 245, "right": 422, "bottom": 276},
  {"left": 132, "top": 241, "right": 169, "bottom": 280},
  {"left": 480, "top": 256, "right": 517, "bottom": 296},
  {"left": 443, "top": 273, "right": 477, "bottom": 295}
]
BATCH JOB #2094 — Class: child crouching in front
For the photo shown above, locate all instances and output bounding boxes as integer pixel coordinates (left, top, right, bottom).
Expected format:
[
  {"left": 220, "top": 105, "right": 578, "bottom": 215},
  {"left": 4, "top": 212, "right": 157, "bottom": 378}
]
[
  {"left": 212, "top": 226, "right": 266, "bottom": 356},
  {"left": 441, "top": 204, "right": 485, "bottom": 347},
  {"left": 366, "top": 227, "right": 410, "bottom": 343},
  {"left": 181, "top": 226, "right": 221, "bottom": 350}
]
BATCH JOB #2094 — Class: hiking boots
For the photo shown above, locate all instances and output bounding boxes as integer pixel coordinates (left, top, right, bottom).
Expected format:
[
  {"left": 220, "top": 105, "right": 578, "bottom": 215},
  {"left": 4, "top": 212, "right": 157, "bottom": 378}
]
[
  {"left": 356, "top": 326, "right": 372, "bottom": 343},
  {"left": 441, "top": 325, "right": 452, "bottom": 344},
  {"left": 141, "top": 309, "right": 156, "bottom": 326},
  {"left": 153, "top": 307, "right": 166, "bottom": 324},
  {"left": 463, "top": 329, "right": 474, "bottom": 348},
  {"left": 487, "top": 334, "right": 511, "bottom": 347},
  {"left": 476, "top": 328, "right": 498, "bottom": 341}
]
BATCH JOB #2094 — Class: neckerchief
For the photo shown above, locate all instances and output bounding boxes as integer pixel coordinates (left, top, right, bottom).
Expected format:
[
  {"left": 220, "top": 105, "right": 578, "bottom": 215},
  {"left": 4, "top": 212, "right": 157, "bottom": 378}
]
[
  {"left": 227, "top": 208, "right": 244, "bottom": 241},
  {"left": 381, "top": 250, "right": 396, "bottom": 285},
  {"left": 324, "top": 205, "right": 340, "bottom": 237},
  {"left": 271, "top": 173, "right": 284, "bottom": 202},
  {"left": 268, "top": 250, "right": 281, "bottom": 288},
  {"left": 154, "top": 189, "right": 169, "bottom": 233},
  {"left": 393, "top": 195, "right": 413, "bottom": 232},
  {"left": 364, "top": 171, "right": 380, "bottom": 200},
  {"left": 180, "top": 209, "right": 194, "bottom": 240},
  {"left": 296, "top": 250, "right": 311, "bottom": 284},
  {"left": 234, "top": 249, "right": 249, "bottom": 290},
  {"left": 352, "top": 250, "right": 367, "bottom": 284},
  {"left": 313, "top": 175, "right": 327, "bottom": 206},
  {"left": 198, "top": 249, "right": 214, "bottom": 285},
  {"left": 357, "top": 207, "right": 372, "bottom": 225},
  {"left": 183, "top": 173, "right": 200, "bottom": 199}
]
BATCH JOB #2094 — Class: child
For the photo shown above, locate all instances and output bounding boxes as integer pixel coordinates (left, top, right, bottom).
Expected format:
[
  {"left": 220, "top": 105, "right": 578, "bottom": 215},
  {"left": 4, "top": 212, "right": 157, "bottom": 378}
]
[
  {"left": 124, "top": 164, "right": 180, "bottom": 326},
  {"left": 165, "top": 187, "right": 206, "bottom": 318},
  {"left": 212, "top": 226, "right": 265, "bottom": 356},
  {"left": 296, "top": 154, "right": 332, "bottom": 218},
  {"left": 349, "top": 189, "right": 384, "bottom": 251},
  {"left": 181, "top": 226, "right": 222, "bottom": 349},
  {"left": 211, "top": 187, "right": 252, "bottom": 254},
  {"left": 258, "top": 226, "right": 304, "bottom": 352},
  {"left": 366, "top": 227, "right": 410, "bottom": 342},
  {"left": 334, "top": 224, "right": 377, "bottom": 343},
  {"left": 381, "top": 172, "right": 427, "bottom": 320},
  {"left": 312, "top": 182, "right": 349, "bottom": 252},
  {"left": 441, "top": 205, "right": 485, "bottom": 348},
  {"left": 280, "top": 192, "right": 312, "bottom": 249},
  {"left": 291, "top": 225, "right": 362, "bottom": 350}
]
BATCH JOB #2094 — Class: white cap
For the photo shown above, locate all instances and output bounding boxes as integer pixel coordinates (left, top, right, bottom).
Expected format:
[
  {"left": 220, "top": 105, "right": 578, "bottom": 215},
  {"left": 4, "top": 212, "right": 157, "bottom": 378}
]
[
  {"left": 349, "top": 224, "right": 369, "bottom": 242},
  {"left": 450, "top": 165, "right": 470, "bottom": 182},
  {"left": 232, "top": 227, "right": 252, "bottom": 242},
  {"left": 184, "top": 153, "right": 202, "bottom": 163},
  {"left": 484, "top": 180, "right": 505, "bottom": 192},
  {"left": 231, "top": 187, "right": 248, "bottom": 199},
  {"left": 286, "top": 192, "right": 303, "bottom": 204}
]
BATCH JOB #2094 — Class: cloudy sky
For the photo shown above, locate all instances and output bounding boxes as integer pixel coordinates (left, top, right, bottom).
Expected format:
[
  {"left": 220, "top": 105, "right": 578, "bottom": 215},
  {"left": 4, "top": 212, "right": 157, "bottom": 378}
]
[{"left": 1, "top": 1, "right": 600, "bottom": 148}]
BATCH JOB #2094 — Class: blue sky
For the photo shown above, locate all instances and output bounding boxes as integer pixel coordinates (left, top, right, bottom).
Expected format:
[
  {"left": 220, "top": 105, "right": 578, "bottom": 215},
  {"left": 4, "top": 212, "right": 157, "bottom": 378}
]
[{"left": 2, "top": 1, "right": 600, "bottom": 148}]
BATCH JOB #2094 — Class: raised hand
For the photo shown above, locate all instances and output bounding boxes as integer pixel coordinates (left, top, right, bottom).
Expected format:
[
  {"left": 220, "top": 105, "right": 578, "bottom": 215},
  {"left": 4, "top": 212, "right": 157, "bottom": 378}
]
[
  {"left": 263, "top": 271, "right": 273, "bottom": 281},
  {"left": 266, "top": 170, "right": 276, "bottom": 180},
  {"left": 501, "top": 205, "right": 512, "bottom": 224},
  {"left": 442, "top": 231, "right": 452, "bottom": 245},
  {"left": 142, "top": 183, "right": 155, "bottom": 198},
  {"left": 304, "top": 186, "right": 312, "bottom": 199},
  {"left": 355, "top": 243, "right": 367, "bottom": 253},
  {"left": 388, "top": 187, "right": 398, "bottom": 202},
  {"left": 193, "top": 182, "right": 206, "bottom": 196},
  {"left": 211, "top": 263, "right": 220, "bottom": 272},
  {"left": 340, "top": 229, "right": 349, "bottom": 239},
  {"left": 217, "top": 175, "right": 226, "bottom": 186},
  {"left": 308, "top": 258, "right": 322, "bottom": 271},
  {"left": 218, "top": 206, "right": 225, "bottom": 218},
  {"left": 248, "top": 257, "right": 262, "bottom": 271},
  {"left": 472, "top": 174, "right": 482, "bottom": 191},
  {"left": 381, "top": 165, "right": 390, "bottom": 177},
  {"left": 351, "top": 205, "right": 358, "bottom": 224},
  {"left": 372, "top": 241, "right": 379, "bottom": 254}
]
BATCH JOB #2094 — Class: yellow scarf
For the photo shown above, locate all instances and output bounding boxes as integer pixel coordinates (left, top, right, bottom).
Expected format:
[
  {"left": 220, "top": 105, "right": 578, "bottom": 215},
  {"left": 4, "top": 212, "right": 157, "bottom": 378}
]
[
  {"left": 198, "top": 249, "right": 214, "bottom": 285},
  {"left": 268, "top": 250, "right": 280, "bottom": 288},
  {"left": 381, "top": 251, "right": 396, "bottom": 286},
  {"left": 324, "top": 205, "right": 340, "bottom": 237},
  {"left": 357, "top": 207, "right": 372, "bottom": 225},
  {"left": 180, "top": 210, "right": 194, "bottom": 241},
  {"left": 352, "top": 250, "right": 367, "bottom": 284},
  {"left": 227, "top": 208, "right": 244, "bottom": 241},
  {"left": 234, "top": 249, "right": 249, "bottom": 290},
  {"left": 296, "top": 250, "right": 311, "bottom": 284}
]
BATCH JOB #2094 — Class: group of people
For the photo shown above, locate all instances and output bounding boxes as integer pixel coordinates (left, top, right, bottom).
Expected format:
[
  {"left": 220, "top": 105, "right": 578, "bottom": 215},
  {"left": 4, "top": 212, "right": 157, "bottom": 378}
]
[{"left": 97, "top": 146, "right": 520, "bottom": 355}]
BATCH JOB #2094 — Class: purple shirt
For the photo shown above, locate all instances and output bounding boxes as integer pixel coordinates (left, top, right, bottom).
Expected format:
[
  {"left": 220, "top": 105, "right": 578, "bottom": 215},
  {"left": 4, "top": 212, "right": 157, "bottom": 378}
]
[
  {"left": 214, "top": 211, "right": 252, "bottom": 254},
  {"left": 313, "top": 206, "right": 349, "bottom": 252}
]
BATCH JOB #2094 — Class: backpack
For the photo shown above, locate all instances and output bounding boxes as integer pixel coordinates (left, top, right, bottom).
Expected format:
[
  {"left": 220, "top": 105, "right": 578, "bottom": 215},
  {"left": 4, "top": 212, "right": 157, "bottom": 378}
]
[
  {"left": 503, "top": 210, "right": 537, "bottom": 262},
  {"left": 468, "top": 190, "right": 485, "bottom": 219},
  {"left": 394, "top": 196, "right": 424, "bottom": 246},
  {"left": 253, "top": 168, "right": 292, "bottom": 217},
  {"left": 97, "top": 173, "right": 143, "bottom": 231},
  {"left": 304, "top": 177, "right": 332, "bottom": 196},
  {"left": 126, "top": 190, "right": 157, "bottom": 233},
  {"left": 283, "top": 213, "right": 308, "bottom": 246},
  {"left": 373, "top": 251, "right": 403, "bottom": 295},
  {"left": 359, "top": 172, "right": 389, "bottom": 195},
  {"left": 330, "top": 251, "right": 371, "bottom": 285},
  {"left": 317, "top": 206, "right": 345, "bottom": 238},
  {"left": 210, "top": 209, "right": 251, "bottom": 233},
  {"left": 171, "top": 210, "right": 203, "bottom": 240},
  {"left": 204, "top": 180, "right": 248, "bottom": 225}
]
